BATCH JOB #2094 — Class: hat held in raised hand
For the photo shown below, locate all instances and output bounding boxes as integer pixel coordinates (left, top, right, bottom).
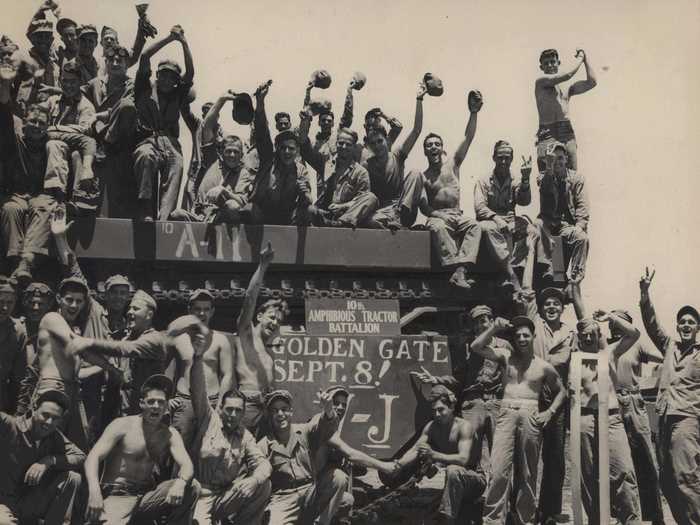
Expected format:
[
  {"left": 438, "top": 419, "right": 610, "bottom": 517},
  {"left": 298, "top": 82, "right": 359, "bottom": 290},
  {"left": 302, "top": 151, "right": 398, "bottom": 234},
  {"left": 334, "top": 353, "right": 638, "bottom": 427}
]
[
  {"left": 310, "top": 69, "right": 332, "bottom": 89},
  {"left": 351, "top": 71, "right": 366, "bottom": 90},
  {"left": 231, "top": 92, "right": 254, "bottom": 125},
  {"left": 423, "top": 72, "right": 444, "bottom": 97}
]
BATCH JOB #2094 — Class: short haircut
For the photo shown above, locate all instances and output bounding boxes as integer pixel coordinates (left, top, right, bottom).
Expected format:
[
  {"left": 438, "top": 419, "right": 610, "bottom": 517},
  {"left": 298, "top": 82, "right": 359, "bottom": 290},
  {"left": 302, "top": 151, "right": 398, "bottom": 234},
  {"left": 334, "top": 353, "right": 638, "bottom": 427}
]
[
  {"left": 274, "top": 112, "right": 291, "bottom": 122},
  {"left": 423, "top": 132, "right": 443, "bottom": 148},
  {"left": 60, "top": 282, "right": 88, "bottom": 297},
  {"left": 255, "top": 298, "right": 290, "bottom": 321},
  {"left": 221, "top": 134, "right": 243, "bottom": 150},
  {"left": 221, "top": 389, "right": 247, "bottom": 408},
  {"left": 428, "top": 388, "right": 456, "bottom": 408},
  {"left": 540, "top": 49, "right": 559, "bottom": 63},
  {"left": 337, "top": 127, "right": 358, "bottom": 144},
  {"left": 274, "top": 130, "right": 299, "bottom": 149},
  {"left": 318, "top": 109, "right": 334, "bottom": 119}
]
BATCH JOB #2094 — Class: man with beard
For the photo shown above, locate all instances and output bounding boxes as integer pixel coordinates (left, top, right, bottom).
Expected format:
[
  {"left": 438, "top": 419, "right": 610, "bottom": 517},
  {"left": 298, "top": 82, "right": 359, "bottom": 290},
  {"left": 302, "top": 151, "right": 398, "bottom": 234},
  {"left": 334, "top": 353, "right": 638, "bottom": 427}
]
[
  {"left": 247, "top": 81, "right": 313, "bottom": 225},
  {"left": 236, "top": 243, "right": 289, "bottom": 434},
  {"left": 362, "top": 80, "right": 427, "bottom": 229},
  {"left": 391, "top": 384, "right": 486, "bottom": 525},
  {"left": 170, "top": 290, "right": 234, "bottom": 448},
  {"left": 132, "top": 25, "right": 194, "bottom": 221},
  {"left": 84, "top": 374, "right": 201, "bottom": 525},
  {"left": 574, "top": 312, "right": 642, "bottom": 524},
  {"left": 0, "top": 276, "right": 27, "bottom": 413},
  {"left": 0, "top": 389, "right": 84, "bottom": 525},
  {"left": 189, "top": 329, "right": 272, "bottom": 525},
  {"left": 537, "top": 142, "right": 590, "bottom": 287},
  {"left": 535, "top": 48, "right": 596, "bottom": 172},
  {"left": 474, "top": 140, "right": 532, "bottom": 292},
  {"left": 299, "top": 122, "right": 378, "bottom": 228},
  {"left": 471, "top": 315, "right": 565, "bottom": 525},
  {"left": 81, "top": 43, "right": 137, "bottom": 217},
  {"left": 608, "top": 308, "right": 665, "bottom": 525},
  {"left": 259, "top": 388, "right": 350, "bottom": 525},
  {"left": 639, "top": 267, "right": 700, "bottom": 523},
  {"left": 418, "top": 90, "right": 483, "bottom": 290}
]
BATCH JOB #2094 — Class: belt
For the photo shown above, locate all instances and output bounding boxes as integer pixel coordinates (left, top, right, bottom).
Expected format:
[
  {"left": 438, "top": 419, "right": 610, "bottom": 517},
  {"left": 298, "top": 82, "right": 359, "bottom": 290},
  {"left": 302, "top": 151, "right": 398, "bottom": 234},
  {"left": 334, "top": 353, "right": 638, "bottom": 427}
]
[
  {"left": 461, "top": 390, "right": 499, "bottom": 402},
  {"left": 501, "top": 398, "right": 539, "bottom": 408},
  {"left": 275, "top": 477, "right": 312, "bottom": 491},
  {"left": 616, "top": 388, "right": 641, "bottom": 396},
  {"left": 581, "top": 407, "right": 619, "bottom": 416}
]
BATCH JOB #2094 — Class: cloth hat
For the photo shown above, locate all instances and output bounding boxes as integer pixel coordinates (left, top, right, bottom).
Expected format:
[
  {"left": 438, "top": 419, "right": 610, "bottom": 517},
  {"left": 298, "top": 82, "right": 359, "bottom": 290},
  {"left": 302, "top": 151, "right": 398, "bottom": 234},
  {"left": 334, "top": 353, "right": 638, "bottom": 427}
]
[
  {"left": 105, "top": 274, "right": 131, "bottom": 290},
  {"left": 140, "top": 374, "right": 174, "bottom": 398},
  {"left": 77, "top": 24, "right": 98, "bottom": 37},
  {"left": 35, "top": 389, "right": 71, "bottom": 412},
  {"left": 0, "top": 275, "right": 17, "bottom": 293},
  {"left": 351, "top": 71, "right": 366, "bottom": 90},
  {"left": 310, "top": 69, "right": 332, "bottom": 89},
  {"left": 131, "top": 290, "right": 157, "bottom": 311},
  {"left": 231, "top": 93, "right": 254, "bottom": 125},
  {"left": 188, "top": 288, "right": 215, "bottom": 304},
  {"left": 423, "top": 72, "right": 444, "bottom": 97},
  {"left": 309, "top": 98, "right": 332, "bottom": 116},
  {"left": 324, "top": 385, "right": 349, "bottom": 399},
  {"left": 27, "top": 20, "right": 54, "bottom": 37},
  {"left": 56, "top": 18, "right": 78, "bottom": 35},
  {"left": 157, "top": 59, "right": 181, "bottom": 76},
  {"left": 538, "top": 287, "right": 565, "bottom": 306},
  {"left": 469, "top": 305, "right": 493, "bottom": 321},
  {"left": 58, "top": 276, "right": 89, "bottom": 296},
  {"left": 677, "top": 305, "right": 700, "bottom": 323},
  {"left": 492, "top": 140, "right": 514, "bottom": 158},
  {"left": 510, "top": 315, "right": 535, "bottom": 333},
  {"left": 24, "top": 282, "right": 53, "bottom": 297},
  {"left": 265, "top": 389, "right": 293, "bottom": 408},
  {"left": 100, "top": 26, "right": 118, "bottom": 40},
  {"left": 611, "top": 309, "right": 633, "bottom": 324}
]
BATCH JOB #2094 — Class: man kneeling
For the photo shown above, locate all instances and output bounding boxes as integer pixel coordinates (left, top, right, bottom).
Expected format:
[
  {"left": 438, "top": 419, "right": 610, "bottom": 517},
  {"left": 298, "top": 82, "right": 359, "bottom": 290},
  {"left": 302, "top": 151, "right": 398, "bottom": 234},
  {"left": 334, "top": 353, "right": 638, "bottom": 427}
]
[
  {"left": 84, "top": 374, "right": 200, "bottom": 525},
  {"left": 392, "top": 385, "right": 486, "bottom": 525},
  {"left": 189, "top": 327, "right": 271, "bottom": 525}
]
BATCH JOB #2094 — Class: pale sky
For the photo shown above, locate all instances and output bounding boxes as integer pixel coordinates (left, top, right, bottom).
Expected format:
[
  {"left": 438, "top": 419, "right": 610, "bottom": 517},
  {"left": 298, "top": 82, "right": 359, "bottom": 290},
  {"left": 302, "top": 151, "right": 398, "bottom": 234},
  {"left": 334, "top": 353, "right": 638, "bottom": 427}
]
[{"left": 3, "top": 0, "right": 699, "bottom": 340}]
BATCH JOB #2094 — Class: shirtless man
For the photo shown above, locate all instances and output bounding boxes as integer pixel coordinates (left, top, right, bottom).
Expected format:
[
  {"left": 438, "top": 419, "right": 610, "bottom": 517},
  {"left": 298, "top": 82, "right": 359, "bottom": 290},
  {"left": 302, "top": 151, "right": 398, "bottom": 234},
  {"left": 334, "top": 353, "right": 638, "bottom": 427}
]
[
  {"left": 392, "top": 384, "right": 486, "bottom": 525},
  {"left": 471, "top": 315, "right": 565, "bottom": 525},
  {"left": 574, "top": 313, "right": 642, "bottom": 524},
  {"left": 84, "top": 374, "right": 201, "bottom": 525},
  {"left": 236, "top": 242, "right": 289, "bottom": 434},
  {"left": 33, "top": 277, "right": 119, "bottom": 450},
  {"left": 418, "top": 90, "right": 483, "bottom": 290},
  {"left": 535, "top": 48, "right": 597, "bottom": 172},
  {"left": 170, "top": 289, "right": 234, "bottom": 448}
]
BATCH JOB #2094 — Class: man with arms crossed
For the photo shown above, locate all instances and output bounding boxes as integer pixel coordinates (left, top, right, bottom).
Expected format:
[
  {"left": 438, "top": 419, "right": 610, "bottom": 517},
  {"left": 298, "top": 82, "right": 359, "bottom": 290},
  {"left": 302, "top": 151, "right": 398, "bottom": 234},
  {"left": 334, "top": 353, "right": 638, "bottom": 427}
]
[
  {"left": 84, "top": 374, "right": 200, "bottom": 525},
  {"left": 471, "top": 315, "right": 565, "bottom": 525}
]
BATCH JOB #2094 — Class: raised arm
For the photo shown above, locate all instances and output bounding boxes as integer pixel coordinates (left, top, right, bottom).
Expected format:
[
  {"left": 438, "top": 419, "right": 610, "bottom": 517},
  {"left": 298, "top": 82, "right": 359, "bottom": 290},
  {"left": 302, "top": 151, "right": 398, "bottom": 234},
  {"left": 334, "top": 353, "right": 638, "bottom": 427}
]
[
  {"left": 139, "top": 26, "right": 179, "bottom": 63},
  {"left": 453, "top": 90, "right": 482, "bottom": 168},
  {"left": 338, "top": 82, "right": 354, "bottom": 129},
  {"left": 127, "top": 13, "right": 149, "bottom": 69},
  {"left": 253, "top": 80, "right": 274, "bottom": 165},
  {"left": 469, "top": 318, "right": 511, "bottom": 363},
  {"left": 202, "top": 91, "right": 235, "bottom": 145},
  {"left": 383, "top": 112, "right": 403, "bottom": 146},
  {"left": 536, "top": 54, "right": 584, "bottom": 88},
  {"left": 171, "top": 27, "right": 194, "bottom": 85},
  {"left": 594, "top": 310, "right": 640, "bottom": 357},
  {"left": 638, "top": 267, "right": 670, "bottom": 351},
  {"left": 569, "top": 50, "right": 597, "bottom": 96},
  {"left": 237, "top": 242, "right": 274, "bottom": 331},
  {"left": 396, "top": 82, "right": 426, "bottom": 159}
]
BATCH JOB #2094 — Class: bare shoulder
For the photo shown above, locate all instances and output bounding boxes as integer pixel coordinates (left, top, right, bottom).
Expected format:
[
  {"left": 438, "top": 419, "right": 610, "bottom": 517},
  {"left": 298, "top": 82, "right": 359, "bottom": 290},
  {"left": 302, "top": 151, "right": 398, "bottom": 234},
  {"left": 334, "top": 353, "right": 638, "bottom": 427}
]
[
  {"left": 455, "top": 416, "right": 473, "bottom": 436},
  {"left": 40, "top": 311, "right": 66, "bottom": 328},
  {"left": 212, "top": 330, "right": 231, "bottom": 349}
]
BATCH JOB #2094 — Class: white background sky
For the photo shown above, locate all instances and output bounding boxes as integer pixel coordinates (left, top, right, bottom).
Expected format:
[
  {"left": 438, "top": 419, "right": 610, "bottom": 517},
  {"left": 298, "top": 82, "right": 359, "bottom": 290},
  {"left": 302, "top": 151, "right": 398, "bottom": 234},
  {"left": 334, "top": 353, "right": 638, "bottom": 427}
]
[{"left": 3, "top": 0, "right": 699, "bottom": 341}]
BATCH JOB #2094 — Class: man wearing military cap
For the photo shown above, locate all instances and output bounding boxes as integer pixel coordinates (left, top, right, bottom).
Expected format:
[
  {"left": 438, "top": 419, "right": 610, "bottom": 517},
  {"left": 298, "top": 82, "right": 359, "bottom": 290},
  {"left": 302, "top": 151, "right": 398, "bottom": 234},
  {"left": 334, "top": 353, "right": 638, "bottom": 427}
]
[
  {"left": 0, "top": 388, "right": 85, "bottom": 525},
  {"left": 132, "top": 25, "right": 195, "bottom": 221},
  {"left": 389, "top": 384, "right": 486, "bottom": 524},
  {"left": 85, "top": 373, "right": 201, "bottom": 525},
  {"left": 259, "top": 387, "right": 351, "bottom": 525},
  {"left": 0, "top": 276, "right": 28, "bottom": 413},
  {"left": 53, "top": 17, "right": 78, "bottom": 68},
  {"left": 96, "top": 7, "right": 152, "bottom": 78},
  {"left": 169, "top": 289, "right": 234, "bottom": 448},
  {"left": 639, "top": 267, "right": 700, "bottom": 522},
  {"left": 471, "top": 314, "right": 565, "bottom": 525},
  {"left": 75, "top": 23, "right": 99, "bottom": 83}
]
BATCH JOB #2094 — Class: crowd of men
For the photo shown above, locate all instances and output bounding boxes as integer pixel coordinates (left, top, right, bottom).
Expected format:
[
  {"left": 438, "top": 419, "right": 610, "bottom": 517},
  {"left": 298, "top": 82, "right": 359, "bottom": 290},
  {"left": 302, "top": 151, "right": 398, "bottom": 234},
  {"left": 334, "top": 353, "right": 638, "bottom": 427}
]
[{"left": 0, "top": 2, "right": 698, "bottom": 525}]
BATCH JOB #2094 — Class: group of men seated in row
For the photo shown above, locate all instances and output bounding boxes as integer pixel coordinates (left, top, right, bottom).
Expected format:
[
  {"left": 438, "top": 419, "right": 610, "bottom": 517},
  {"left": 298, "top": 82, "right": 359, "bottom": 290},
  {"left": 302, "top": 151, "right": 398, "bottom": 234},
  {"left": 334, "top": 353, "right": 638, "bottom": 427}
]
[
  {"left": 0, "top": 0, "right": 597, "bottom": 295},
  {"left": 1, "top": 213, "right": 698, "bottom": 524}
]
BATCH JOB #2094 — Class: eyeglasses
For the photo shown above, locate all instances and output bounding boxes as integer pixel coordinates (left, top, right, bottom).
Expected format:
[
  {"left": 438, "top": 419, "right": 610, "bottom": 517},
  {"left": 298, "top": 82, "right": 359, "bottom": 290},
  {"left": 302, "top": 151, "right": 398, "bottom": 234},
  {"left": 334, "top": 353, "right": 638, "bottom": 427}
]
[{"left": 105, "top": 47, "right": 129, "bottom": 59}]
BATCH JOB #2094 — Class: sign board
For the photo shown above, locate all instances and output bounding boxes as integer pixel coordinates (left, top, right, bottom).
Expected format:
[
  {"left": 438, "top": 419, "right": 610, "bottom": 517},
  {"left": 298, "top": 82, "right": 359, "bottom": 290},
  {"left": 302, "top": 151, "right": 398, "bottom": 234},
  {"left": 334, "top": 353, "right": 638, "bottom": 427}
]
[
  {"left": 305, "top": 298, "right": 401, "bottom": 336},
  {"left": 272, "top": 333, "right": 451, "bottom": 457}
]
